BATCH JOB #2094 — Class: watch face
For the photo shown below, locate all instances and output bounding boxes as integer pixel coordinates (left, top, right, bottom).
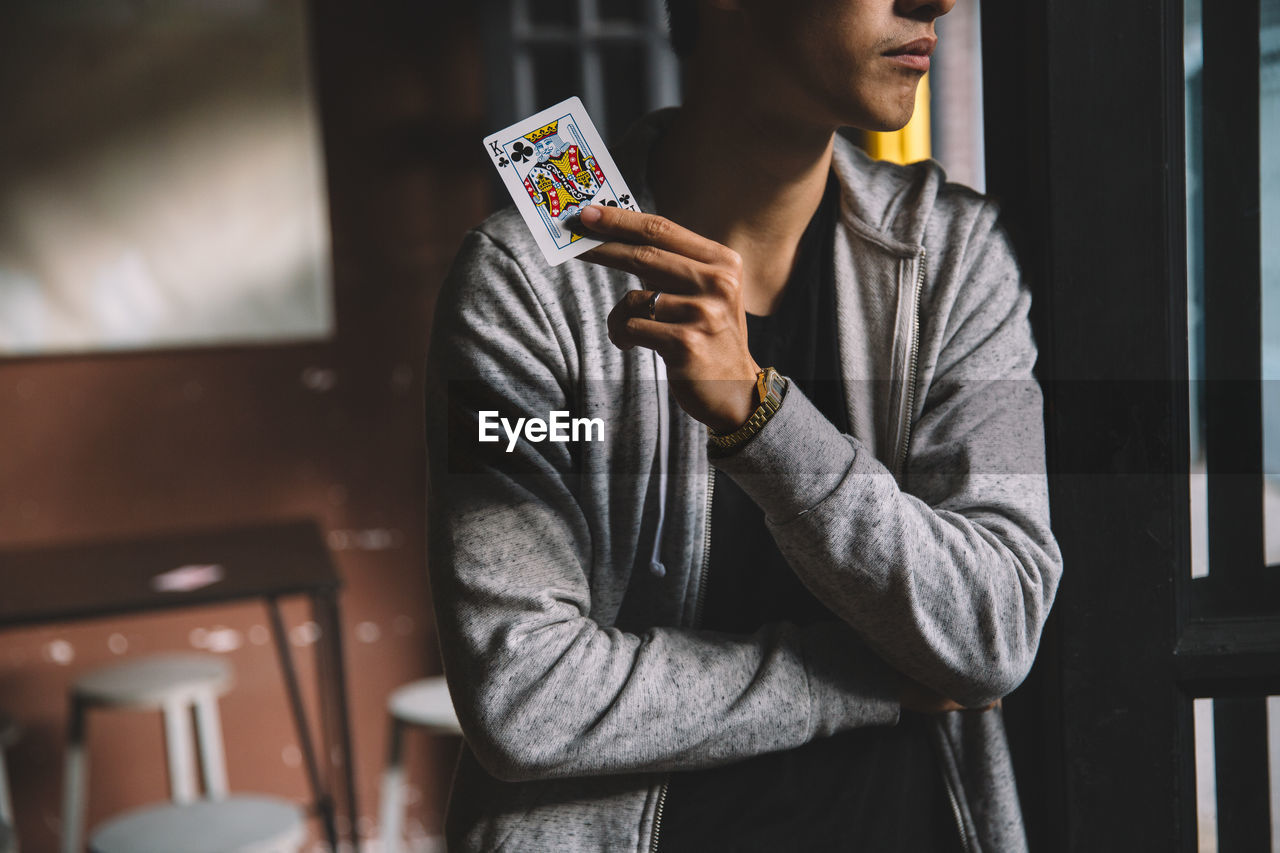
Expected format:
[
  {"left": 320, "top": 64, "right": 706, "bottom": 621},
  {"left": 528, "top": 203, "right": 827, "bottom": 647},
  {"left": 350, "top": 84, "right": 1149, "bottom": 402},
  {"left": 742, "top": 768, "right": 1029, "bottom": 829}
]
[
  {"left": 762, "top": 368, "right": 785, "bottom": 402},
  {"left": 757, "top": 367, "right": 779, "bottom": 404}
]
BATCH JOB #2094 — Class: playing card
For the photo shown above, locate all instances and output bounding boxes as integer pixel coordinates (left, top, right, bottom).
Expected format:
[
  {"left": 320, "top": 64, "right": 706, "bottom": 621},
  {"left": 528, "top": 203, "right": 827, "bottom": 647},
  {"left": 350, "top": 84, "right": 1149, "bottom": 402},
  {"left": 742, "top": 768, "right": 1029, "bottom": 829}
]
[{"left": 483, "top": 96, "right": 640, "bottom": 266}]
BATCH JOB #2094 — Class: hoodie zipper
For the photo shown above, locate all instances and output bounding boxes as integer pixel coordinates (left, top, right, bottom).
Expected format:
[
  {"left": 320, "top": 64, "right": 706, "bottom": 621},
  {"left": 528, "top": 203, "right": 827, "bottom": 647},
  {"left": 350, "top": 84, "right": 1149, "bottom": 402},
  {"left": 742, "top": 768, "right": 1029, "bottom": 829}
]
[
  {"left": 899, "top": 249, "right": 973, "bottom": 853},
  {"left": 692, "top": 469, "right": 715, "bottom": 626},
  {"left": 892, "top": 249, "right": 971, "bottom": 852},
  {"left": 894, "top": 248, "right": 926, "bottom": 481},
  {"left": 944, "top": 768, "right": 973, "bottom": 853},
  {"left": 649, "top": 468, "right": 715, "bottom": 853}
]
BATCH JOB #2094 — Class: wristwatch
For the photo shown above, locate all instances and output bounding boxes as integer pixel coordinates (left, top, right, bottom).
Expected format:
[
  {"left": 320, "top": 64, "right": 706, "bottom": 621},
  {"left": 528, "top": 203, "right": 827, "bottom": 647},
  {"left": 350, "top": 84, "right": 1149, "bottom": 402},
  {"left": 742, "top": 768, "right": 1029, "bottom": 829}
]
[{"left": 707, "top": 366, "right": 788, "bottom": 457}]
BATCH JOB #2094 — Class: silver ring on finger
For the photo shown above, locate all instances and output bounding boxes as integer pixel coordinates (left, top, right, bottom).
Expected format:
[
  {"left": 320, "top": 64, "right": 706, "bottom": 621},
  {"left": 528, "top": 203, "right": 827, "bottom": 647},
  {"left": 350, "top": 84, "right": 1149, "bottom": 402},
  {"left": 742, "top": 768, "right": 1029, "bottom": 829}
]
[{"left": 647, "top": 291, "right": 662, "bottom": 321}]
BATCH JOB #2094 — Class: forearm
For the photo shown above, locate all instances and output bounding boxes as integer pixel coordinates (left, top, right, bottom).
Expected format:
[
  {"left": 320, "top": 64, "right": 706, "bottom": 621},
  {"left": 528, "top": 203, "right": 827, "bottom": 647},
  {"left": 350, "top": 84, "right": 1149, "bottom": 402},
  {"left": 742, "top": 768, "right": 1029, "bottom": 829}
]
[
  {"left": 428, "top": 226, "right": 916, "bottom": 783},
  {"left": 428, "top": 443, "right": 909, "bottom": 780},
  {"left": 711, "top": 383, "right": 1061, "bottom": 708},
  {"left": 434, "top": 596, "right": 901, "bottom": 781}
]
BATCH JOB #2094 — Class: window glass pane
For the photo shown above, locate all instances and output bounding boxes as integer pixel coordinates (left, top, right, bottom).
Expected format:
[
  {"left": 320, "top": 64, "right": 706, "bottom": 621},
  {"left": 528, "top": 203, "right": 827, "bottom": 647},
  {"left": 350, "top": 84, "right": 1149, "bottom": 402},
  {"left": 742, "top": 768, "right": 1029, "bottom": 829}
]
[
  {"left": 1186, "top": 0, "right": 1210, "bottom": 578},
  {"left": 531, "top": 45, "right": 583, "bottom": 114},
  {"left": 598, "top": 0, "right": 644, "bottom": 23},
  {"left": 1262, "top": 0, "right": 1280, "bottom": 565},
  {"left": 930, "top": 0, "right": 986, "bottom": 192},
  {"left": 1270, "top": 695, "right": 1280, "bottom": 851},
  {"left": 1195, "top": 698, "right": 1218, "bottom": 852},
  {"left": 528, "top": 1, "right": 579, "bottom": 27},
  {"left": 601, "top": 41, "right": 646, "bottom": 143},
  {"left": 1195, "top": 696, "right": 1280, "bottom": 851}
]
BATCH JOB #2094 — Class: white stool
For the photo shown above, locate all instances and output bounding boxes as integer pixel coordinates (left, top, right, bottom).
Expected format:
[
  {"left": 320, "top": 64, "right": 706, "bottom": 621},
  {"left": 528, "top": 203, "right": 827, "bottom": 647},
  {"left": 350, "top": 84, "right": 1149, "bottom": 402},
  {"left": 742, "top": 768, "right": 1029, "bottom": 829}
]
[
  {"left": 378, "top": 677, "right": 462, "bottom": 852},
  {"left": 61, "top": 654, "right": 233, "bottom": 853},
  {"left": 0, "top": 712, "right": 18, "bottom": 853},
  {"left": 88, "top": 795, "right": 305, "bottom": 853}
]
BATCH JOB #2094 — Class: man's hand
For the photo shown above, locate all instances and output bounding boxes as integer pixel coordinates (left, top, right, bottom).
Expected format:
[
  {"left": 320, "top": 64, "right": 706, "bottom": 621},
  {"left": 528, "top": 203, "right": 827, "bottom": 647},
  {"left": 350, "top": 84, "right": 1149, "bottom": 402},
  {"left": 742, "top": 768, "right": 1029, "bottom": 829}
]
[
  {"left": 577, "top": 204, "right": 760, "bottom": 433},
  {"left": 898, "top": 675, "right": 1001, "bottom": 714}
]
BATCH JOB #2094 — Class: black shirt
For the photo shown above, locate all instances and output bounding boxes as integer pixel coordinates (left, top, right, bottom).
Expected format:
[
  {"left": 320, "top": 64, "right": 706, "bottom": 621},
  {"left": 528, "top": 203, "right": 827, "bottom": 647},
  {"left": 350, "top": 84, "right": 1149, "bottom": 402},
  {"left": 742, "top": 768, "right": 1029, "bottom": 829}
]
[{"left": 656, "top": 174, "right": 965, "bottom": 852}]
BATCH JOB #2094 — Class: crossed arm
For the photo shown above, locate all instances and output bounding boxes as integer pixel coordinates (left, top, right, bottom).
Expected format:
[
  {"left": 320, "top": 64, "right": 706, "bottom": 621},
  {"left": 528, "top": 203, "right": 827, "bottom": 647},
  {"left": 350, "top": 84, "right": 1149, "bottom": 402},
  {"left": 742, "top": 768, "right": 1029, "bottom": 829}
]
[
  {"left": 426, "top": 207, "right": 1060, "bottom": 782},
  {"left": 581, "top": 202, "right": 1059, "bottom": 709}
]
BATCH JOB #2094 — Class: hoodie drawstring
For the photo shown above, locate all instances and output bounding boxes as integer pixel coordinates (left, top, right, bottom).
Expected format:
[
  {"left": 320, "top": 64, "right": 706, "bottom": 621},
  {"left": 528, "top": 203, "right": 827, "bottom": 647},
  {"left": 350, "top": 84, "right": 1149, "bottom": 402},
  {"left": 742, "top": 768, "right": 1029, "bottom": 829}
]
[{"left": 648, "top": 350, "right": 669, "bottom": 577}]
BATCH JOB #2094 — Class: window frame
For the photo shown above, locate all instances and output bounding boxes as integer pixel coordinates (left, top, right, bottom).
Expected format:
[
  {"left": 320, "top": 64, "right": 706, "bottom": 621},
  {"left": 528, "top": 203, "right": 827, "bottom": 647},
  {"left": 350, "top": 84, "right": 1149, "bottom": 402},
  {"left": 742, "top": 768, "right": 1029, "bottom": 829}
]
[
  {"left": 481, "top": 0, "right": 679, "bottom": 141},
  {"left": 984, "top": 0, "right": 1280, "bottom": 848}
]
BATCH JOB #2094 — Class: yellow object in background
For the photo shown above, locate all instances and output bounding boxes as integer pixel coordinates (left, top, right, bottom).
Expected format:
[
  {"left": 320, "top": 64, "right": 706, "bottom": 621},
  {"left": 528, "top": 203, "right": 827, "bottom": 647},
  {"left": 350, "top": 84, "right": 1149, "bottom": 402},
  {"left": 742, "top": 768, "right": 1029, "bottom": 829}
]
[{"left": 864, "top": 74, "right": 931, "bottom": 164}]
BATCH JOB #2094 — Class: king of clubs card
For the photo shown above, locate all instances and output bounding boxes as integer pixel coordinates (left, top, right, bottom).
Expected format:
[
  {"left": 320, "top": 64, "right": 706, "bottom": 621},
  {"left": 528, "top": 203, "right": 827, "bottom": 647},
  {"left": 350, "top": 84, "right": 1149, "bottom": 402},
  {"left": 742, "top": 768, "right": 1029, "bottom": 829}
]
[{"left": 509, "top": 116, "right": 605, "bottom": 245}]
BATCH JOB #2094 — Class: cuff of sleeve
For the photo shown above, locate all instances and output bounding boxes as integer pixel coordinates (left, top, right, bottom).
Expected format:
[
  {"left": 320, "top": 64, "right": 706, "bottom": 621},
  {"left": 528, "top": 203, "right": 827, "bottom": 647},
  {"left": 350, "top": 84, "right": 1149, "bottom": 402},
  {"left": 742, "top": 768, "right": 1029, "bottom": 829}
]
[
  {"left": 800, "top": 621, "right": 901, "bottom": 736},
  {"left": 709, "top": 381, "right": 858, "bottom": 524}
]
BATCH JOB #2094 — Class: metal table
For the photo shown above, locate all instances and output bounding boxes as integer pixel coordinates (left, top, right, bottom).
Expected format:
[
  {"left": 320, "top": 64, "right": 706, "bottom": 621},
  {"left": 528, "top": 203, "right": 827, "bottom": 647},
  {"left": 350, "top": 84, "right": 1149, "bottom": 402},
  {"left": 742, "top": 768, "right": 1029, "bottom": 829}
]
[{"left": 0, "top": 518, "right": 359, "bottom": 850}]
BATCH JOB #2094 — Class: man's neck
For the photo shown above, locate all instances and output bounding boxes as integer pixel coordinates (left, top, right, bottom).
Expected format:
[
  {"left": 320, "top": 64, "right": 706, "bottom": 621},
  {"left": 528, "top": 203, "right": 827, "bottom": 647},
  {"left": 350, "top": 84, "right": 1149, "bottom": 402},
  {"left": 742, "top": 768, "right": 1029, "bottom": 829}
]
[{"left": 650, "top": 88, "right": 836, "bottom": 316}]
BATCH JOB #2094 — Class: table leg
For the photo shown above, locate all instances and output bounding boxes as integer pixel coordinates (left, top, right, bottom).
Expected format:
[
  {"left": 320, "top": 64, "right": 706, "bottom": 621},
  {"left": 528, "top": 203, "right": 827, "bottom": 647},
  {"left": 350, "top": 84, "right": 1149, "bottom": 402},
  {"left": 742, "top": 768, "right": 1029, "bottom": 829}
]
[
  {"left": 312, "top": 588, "right": 360, "bottom": 850},
  {"left": 268, "top": 596, "right": 338, "bottom": 850},
  {"left": 60, "top": 696, "right": 88, "bottom": 853}
]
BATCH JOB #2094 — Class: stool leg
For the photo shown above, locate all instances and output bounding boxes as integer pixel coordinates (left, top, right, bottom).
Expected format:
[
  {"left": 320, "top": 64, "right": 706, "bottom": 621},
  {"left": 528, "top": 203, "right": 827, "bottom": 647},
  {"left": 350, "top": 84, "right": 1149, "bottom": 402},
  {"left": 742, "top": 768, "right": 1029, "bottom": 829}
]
[
  {"left": 0, "top": 744, "right": 16, "bottom": 853},
  {"left": 161, "top": 697, "right": 198, "bottom": 804},
  {"left": 192, "top": 690, "right": 228, "bottom": 800},
  {"left": 378, "top": 715, "right": 407, "bottom": 853},
  {"left": 0, "top": 745, "right": 13, "bottom": 828},
  {"left": 60, "top": 697, "right": 87, "bottom": 853}
]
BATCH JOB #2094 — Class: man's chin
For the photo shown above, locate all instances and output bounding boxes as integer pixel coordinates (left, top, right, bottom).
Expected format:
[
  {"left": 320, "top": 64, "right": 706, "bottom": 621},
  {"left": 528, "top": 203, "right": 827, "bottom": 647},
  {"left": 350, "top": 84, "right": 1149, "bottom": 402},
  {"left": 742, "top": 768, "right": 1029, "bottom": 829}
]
[
  {"left": 887, "top": 97, "right": 925, "bottom": 131},
  {"left": 858, "top": 112, "right": 915, "bottom": 134},
  {"left": 841, "top": 98, "right": 918, "bottom": 135}
]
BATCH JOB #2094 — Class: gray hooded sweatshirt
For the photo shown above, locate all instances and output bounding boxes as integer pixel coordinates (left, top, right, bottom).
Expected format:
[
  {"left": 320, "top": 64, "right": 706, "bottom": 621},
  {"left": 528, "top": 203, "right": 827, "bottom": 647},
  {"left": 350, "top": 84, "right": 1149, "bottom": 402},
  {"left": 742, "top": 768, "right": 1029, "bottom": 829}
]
[{"left": 426, "top": 107, "right": 1062, "bottom": 852}]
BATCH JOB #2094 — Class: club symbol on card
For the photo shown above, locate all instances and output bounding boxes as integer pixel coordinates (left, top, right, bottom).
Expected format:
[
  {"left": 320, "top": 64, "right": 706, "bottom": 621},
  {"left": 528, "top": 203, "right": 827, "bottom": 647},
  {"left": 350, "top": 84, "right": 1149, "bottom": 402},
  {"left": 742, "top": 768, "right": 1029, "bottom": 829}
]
[
  {"left": 497, "top": 155, "right": 509, "bottom": 167},
  {"left": 619, "top": 194, "right": 631, "bottom": 206},
  {"left": 511, "top": 140, "right": 535, "bottom": 163}
]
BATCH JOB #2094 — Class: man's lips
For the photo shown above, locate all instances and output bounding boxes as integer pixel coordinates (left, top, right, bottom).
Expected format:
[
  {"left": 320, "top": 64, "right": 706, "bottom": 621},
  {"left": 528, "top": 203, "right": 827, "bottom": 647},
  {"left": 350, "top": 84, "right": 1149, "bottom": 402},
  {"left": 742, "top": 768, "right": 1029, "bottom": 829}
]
[{"left": 884, "top": 37, "right": 937, "bottom": 72}]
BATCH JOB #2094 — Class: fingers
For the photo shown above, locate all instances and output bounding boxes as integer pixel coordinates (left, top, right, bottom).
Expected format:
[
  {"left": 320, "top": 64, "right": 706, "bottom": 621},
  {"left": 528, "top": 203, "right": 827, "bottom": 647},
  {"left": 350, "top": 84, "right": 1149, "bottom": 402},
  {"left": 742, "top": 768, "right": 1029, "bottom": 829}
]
[
  {"left": 577, "top": 205, "right": 742, "bottom": 269},
  {"left": 897, "top": 675, "right": 969, "bottom": 714},
  {"left": 607, "top": 313, "right": 689, "bottom": 358},
  {"left": 579, "top": 242, "right": 710, "bottom": 296},
  {"left": 612, "top": 289, "right": 703, "bottom": 324},
  {"left": 575, "top": 206, "right": 745, "bottom": 301},
  {"left": 607, "top": 288, "right": 739, "bottom": 350},
  {"left": 575, "top": 206, "right": 748, "bottom": 367},
  {"left": 607, "top": 290, "right": 683, "bottom": 353}
]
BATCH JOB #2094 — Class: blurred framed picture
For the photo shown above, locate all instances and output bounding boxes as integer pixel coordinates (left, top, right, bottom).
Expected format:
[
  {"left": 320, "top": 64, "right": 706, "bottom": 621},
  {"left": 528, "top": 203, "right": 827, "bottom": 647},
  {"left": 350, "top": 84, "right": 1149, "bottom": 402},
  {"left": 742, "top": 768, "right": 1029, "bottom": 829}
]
[{"left": 0, "top": 0, "right": 333, "bottom": 356}]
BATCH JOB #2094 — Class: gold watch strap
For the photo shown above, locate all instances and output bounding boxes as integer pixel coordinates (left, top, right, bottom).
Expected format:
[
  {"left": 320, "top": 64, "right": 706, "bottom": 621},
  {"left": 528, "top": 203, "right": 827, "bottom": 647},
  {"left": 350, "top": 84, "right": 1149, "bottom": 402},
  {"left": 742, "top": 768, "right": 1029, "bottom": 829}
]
[{"left": 707, "top": 367, "right": 788, "bottom": 456}]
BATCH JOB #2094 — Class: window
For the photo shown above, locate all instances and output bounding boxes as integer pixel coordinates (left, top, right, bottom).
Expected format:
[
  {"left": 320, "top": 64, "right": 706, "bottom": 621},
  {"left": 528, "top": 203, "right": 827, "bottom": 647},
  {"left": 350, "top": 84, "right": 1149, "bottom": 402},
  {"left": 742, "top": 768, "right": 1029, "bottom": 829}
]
[
  {"left": 482, "top": 0, "right": 680, "bottom": 145},
  {"left": 1185, "top": 0, "right": 1280, "bottom": 848},
  {"left": 983, "top": 0, "right": 1280, "bottom": 847}
]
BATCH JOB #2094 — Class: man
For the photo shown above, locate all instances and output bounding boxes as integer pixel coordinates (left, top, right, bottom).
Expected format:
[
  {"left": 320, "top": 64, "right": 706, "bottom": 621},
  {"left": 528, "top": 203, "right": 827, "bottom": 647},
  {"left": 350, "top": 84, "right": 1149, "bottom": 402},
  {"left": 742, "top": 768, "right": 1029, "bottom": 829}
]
[{"left": 426, "top": 0, "right": 1062, "bottom": 849}]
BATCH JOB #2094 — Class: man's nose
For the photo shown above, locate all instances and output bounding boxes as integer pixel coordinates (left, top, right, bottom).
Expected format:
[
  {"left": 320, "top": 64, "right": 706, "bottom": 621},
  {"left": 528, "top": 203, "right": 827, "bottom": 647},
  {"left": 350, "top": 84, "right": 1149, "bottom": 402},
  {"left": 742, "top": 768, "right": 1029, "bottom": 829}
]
[{"left": 896, "top": 0, "right": 956, "bottom": 22}]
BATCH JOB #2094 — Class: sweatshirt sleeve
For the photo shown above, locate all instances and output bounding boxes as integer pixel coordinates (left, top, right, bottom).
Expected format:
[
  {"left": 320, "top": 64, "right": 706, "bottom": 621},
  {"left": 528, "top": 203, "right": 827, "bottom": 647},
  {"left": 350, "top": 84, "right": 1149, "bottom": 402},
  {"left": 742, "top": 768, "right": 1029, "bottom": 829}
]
[
  {"left": 425, "top": 229, "right": 901, "bottom": 784},
  {"left": 710, "top": 202, "right": 1063, "bottom": 710}
]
